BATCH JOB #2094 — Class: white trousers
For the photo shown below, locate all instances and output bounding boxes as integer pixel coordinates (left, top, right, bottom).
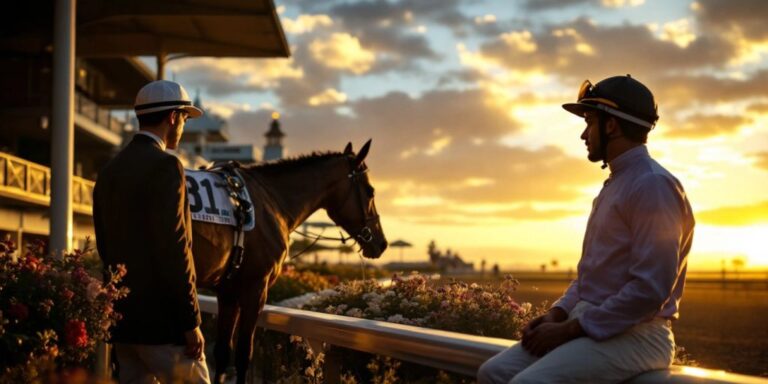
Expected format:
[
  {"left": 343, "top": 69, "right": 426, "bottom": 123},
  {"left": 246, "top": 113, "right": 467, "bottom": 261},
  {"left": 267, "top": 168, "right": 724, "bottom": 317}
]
[
  {"left": 114, "top": 343, "right": 211, "bottom": 384},
  {"left": 477, "top": 301, "right": 675, "bottom": 384}
]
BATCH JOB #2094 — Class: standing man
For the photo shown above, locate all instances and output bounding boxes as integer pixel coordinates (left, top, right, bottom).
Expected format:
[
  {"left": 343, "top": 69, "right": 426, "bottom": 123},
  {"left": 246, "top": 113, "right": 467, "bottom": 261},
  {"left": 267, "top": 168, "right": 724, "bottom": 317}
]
[
  {"left": 94, "top": 80, "right": 211, "bottom": 383},
  {"left": 478, "top": 75, "right": 695, "bottom": 383}
]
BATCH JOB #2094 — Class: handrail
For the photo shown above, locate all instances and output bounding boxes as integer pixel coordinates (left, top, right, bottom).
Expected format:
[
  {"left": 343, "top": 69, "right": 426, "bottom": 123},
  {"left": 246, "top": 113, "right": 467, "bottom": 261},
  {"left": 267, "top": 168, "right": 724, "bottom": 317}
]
[
  {"left": 197, "top": 294, "right": 768, "bottom": 384},
  {"left": 0, "top": 151, "right": 95, "bottom": 215}
]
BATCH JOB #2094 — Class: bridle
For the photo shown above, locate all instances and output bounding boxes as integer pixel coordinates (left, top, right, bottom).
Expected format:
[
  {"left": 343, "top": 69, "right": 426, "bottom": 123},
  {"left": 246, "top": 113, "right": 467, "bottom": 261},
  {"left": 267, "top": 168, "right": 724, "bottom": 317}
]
[
  {"left": 343, "top": 162, "right": 380, "bottom": 244},
  {"left": 291, "top": 158, "right": 380, "bottom": 258}
]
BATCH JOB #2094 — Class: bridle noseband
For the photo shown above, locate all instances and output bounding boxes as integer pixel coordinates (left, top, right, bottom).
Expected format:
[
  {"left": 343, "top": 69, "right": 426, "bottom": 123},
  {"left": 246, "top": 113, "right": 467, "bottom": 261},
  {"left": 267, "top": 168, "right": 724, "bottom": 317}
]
[{"left": 344, "top": 164, "right": 379, "bottom": 244}]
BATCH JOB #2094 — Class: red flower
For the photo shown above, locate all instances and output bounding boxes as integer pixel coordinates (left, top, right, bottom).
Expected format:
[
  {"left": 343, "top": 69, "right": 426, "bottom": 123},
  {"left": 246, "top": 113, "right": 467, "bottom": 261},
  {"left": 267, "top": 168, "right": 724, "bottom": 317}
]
[
  {"left": 24, "top": 255, "right": 40, "bottom": 272},
  {"left": 8, "top": 303, "right": 29, "bottom": 320},
  {"left": 64, "top": 320, "right": 89, "bottom": 348},
  {"left": 62, "top": 288, "right": 75, "bottom": 301}
]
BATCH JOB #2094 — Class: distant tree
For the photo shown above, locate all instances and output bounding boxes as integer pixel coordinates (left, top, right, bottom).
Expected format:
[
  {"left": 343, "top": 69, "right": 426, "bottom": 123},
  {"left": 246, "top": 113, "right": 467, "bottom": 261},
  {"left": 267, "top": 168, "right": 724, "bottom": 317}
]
[
  {"left": 732, "top": 256, "right": 746, "bottom": 279},
  {"left": 540, "top": 263, "right": 547, "bottom": 273},
  {"left": 550, "top": 258, "right": 559, "bottom": 270}
]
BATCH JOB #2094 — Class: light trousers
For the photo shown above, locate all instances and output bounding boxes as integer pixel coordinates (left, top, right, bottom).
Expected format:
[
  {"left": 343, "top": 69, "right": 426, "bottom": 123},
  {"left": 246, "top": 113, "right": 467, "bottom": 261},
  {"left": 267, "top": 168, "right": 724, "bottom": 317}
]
[
  {"left": 477, "top": 301, "right": 675, "bottom": 384},
  {"left": 114, "top": 343, "right": 211, "bottom": 384}
]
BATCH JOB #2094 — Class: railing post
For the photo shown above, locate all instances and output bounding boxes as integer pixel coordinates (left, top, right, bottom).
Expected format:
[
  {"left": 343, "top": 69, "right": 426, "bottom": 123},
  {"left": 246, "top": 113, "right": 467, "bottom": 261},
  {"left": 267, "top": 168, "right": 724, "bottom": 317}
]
[{"left": 95, "top": 342, "right": 112, "bottom": 380}]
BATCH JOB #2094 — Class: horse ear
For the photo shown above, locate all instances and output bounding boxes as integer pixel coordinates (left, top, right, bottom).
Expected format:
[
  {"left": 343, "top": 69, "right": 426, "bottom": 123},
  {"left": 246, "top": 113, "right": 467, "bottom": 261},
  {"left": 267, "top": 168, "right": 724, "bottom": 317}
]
[
  {"left": 354, "top": 139, "right": 372, "bottom": 167},
  {"left": 343, "top": 142, "right": 353, "bottom": 155}
]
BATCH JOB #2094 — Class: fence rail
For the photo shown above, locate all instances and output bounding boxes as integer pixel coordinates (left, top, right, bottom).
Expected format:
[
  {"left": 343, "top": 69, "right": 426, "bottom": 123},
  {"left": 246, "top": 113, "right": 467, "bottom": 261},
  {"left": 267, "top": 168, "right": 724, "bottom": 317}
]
[
  {"left": 0, "top": 151, "right": 94, "bottom": 215},
  {"left": 197, "top": 295, "right": 768, "bottom": 384}
]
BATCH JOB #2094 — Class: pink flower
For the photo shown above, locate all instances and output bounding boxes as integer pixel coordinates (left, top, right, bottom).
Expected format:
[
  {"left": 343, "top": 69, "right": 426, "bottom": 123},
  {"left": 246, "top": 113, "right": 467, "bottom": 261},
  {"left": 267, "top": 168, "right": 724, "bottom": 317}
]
[
  {"left": 8, "top": 303, "right": 29, "bottom": 320},
  {"left": 86, "top": 281, "right": 102, "bottom": 301},
  {"left": 72, "top": 267, "right": 91, "bottom": 284},
  {"left": 115, "top": 264, "right": 127, "bottom": 278},
  {"left": 64, "top": 320, "right": 89, "bottom": 348}
]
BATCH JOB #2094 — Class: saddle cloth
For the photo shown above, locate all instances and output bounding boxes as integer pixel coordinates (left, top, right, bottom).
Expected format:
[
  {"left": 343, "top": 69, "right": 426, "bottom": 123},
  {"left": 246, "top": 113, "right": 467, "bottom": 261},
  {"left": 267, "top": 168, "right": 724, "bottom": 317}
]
[{"left": 184, "top": 169, "right": 255, "bottom": 231}]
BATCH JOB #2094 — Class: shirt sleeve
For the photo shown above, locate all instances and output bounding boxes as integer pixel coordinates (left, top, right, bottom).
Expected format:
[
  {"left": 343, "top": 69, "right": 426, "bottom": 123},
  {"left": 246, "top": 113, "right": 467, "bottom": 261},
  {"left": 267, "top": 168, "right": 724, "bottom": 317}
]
[
  {"left": 150, "top": 156, "right": 201, "bottom": 332},
  {"left": 552, "top": 279, "right": 579, "bottom": 314},
  {"left": 578, "top": 173, "right": 686, "bottom": 340}
]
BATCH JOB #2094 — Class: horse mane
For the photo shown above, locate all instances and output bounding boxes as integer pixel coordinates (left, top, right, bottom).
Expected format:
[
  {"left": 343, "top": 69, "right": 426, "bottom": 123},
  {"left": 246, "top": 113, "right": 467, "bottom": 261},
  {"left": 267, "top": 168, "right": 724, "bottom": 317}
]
[{"left": 244, "top": 151, "right": 348, "bottom": 175}]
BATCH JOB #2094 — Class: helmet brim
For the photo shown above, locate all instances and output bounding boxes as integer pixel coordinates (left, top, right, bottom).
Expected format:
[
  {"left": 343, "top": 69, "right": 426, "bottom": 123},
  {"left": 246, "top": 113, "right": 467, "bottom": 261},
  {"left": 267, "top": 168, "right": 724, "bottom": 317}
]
[{"left": 562, "top": 102, "right": 600, "bottom": 118}]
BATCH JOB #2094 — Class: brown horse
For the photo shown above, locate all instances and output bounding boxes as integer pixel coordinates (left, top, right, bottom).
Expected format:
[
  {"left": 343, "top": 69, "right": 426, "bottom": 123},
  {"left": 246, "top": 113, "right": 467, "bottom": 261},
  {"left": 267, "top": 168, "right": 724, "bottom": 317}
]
[{"left": 190, "top": 140, "right": 387, "bottom": 384}]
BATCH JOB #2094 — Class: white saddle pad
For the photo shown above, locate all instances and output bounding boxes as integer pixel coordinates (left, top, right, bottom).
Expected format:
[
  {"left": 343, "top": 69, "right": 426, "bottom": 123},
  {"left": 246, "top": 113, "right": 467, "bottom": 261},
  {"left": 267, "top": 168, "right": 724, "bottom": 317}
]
[{"left": 184, "top": 169, "right": 255, "bottom": 231}]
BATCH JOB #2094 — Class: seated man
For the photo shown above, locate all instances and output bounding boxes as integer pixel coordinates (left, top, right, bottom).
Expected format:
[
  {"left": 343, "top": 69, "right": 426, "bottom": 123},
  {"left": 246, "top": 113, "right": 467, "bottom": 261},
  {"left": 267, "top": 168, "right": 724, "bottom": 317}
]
[{"left": 478, "top": 75, "right": 695, "bottom": 384}]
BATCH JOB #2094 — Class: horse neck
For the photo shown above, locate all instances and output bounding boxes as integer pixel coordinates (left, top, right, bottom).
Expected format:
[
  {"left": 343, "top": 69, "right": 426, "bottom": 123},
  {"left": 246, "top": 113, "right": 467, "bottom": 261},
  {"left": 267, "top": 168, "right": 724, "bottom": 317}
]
[{"left": 257, "top": 157, "right": 348, "bottom": 230}]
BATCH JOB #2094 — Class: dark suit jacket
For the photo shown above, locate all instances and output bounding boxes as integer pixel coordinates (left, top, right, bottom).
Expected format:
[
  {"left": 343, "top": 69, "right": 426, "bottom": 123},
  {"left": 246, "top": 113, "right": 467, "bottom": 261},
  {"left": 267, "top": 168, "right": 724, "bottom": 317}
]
[{"left": 93, "top": 133, "right": 200, "bottom": 345}]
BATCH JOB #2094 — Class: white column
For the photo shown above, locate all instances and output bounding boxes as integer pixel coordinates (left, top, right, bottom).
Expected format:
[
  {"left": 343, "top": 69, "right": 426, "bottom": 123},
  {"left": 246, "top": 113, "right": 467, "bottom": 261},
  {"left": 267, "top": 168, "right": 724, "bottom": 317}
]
[{"left": 50, "top": 0, "right": 76, "bottom": 253}]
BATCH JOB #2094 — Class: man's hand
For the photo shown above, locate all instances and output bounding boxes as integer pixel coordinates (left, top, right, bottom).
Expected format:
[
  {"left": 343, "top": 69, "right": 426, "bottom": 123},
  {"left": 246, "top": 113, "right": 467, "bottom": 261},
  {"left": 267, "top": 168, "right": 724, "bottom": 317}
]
[
  {"left": 521, "top": 318, "right": 585, "bottom": 357},
  {"left": 522, "top": 306, "right": 568, "bottom": 338},
  {"left": 184, "top": 327, "right": 205, "bottom": 360}
]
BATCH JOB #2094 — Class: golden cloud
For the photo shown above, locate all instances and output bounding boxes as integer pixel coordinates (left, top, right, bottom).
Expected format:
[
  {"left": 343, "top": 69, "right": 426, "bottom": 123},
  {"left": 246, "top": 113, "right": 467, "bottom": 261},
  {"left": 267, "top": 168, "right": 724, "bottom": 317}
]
[
  {"left": 168, "top": 57, "right": 303, "bottom": 92},
  {"left": 282, "top": 14, "right": 334, "bottom": 35},
  {"left": 655, "top": 18, "right": 697, "bottom": 48},
  {"left": 308, "top": 88, "right": 348, "bottom": 106},
  {"left": 666, "top": 114, "right": 751, "bottom": 138},
  {"left": 602, "top": 0, "right": 645, "bottom": 7},
  {"left": 696, "top": 201, "right": 768, "bottom": 226},
  {"left": 310, "top": 33, "right": 376, "bottom": 74},
  {"left": 753, "top": 152, "right": 768, "bottom": 170},
  {"left": 501, "top": 30, "right": 538, "bottom": 53}
]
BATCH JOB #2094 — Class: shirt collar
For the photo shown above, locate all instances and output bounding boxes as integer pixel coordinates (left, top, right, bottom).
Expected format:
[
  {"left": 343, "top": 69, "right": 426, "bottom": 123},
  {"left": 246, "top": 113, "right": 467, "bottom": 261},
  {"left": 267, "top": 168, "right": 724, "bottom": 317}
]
[
  {"left": 135, "top": 131, "right": 166, "bottom": 151},
  {"left": 608, "top": 145, "right": 648, "bottom": 174}
]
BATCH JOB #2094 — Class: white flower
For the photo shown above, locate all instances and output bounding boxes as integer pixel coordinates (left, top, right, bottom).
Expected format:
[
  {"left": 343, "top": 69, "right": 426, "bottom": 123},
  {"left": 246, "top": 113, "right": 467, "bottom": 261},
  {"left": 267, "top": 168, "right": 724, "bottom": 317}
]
[
  {"left": 520, "top": 302, "right": 532, "bottom": 314},
  {"left": 345, "top": 308, "right": 363, "bottom": 318},
  {"left": 387, "top": 314, "right": 406, "bottom": 323}
]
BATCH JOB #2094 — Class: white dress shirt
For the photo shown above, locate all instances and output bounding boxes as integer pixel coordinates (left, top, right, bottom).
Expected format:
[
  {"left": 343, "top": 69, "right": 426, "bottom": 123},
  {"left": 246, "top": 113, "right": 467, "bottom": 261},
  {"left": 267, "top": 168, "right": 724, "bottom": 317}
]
[{"left": 553, "top": 145, "right": 695, "bottom": 340}]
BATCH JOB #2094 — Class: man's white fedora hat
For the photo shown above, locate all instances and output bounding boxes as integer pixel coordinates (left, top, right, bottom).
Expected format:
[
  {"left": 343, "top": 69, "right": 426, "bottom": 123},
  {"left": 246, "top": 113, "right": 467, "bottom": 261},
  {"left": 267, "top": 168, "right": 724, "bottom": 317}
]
[{"left": 134, "top": 80, "right": 203, "bottom": 118}]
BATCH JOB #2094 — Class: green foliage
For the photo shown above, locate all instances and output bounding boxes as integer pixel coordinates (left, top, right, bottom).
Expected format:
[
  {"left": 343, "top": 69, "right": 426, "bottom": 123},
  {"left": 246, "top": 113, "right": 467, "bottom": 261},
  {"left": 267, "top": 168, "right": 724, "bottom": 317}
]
[{"left": 0, "top": 239, "right": 128, "bottom": 382}]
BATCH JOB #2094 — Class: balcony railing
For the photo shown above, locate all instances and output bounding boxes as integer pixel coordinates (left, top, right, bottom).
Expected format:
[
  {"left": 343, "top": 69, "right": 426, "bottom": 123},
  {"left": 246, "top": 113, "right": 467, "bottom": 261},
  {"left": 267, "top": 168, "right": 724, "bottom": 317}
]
[
  {"left": 0, "top": 151, "right": 94, "bottom": 215},
  {"left": 75, "top": 90, "right": 127, "bottom": 135}
]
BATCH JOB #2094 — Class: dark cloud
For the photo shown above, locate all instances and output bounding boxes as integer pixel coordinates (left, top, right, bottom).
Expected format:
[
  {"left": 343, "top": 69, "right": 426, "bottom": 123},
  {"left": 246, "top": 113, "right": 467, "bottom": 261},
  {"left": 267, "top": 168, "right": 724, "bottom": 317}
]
[
  {"left": 329, "top": 0, "right": 440, "bottom": 62},
  {"left": 696, "top": 200, "right": 768, "bottom": 226},
  {"left": 480, "top": 18, "right": 735, "bottom": 82},
  {"left": 227, "top": 86, "right": 600, "bottom": 218},
  {"left": 696, "top": 0, "right": 768, "bottom": 41},
  {"left": 665, "top": 114, "right": 751, "bottom": 139},
  {"left": 655, "top": 70, "right": 768, "bottom": 108}
]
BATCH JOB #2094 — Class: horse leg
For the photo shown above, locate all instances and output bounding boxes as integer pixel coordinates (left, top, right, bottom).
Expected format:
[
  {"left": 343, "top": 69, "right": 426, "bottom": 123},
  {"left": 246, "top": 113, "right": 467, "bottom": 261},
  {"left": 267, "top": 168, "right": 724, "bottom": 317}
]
[
  {"left": 213, "top": 295, "right": 241, "bottom": 384},
  {"left": 234, "top": 283, "right": 268, "bottom": 384}
]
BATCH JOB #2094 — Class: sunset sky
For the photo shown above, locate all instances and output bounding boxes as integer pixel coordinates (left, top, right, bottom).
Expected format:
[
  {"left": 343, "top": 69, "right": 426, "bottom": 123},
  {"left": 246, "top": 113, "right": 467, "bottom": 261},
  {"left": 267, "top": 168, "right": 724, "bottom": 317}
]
[{"left": 157, "top": 0, "right": 768, "bottom": 271}]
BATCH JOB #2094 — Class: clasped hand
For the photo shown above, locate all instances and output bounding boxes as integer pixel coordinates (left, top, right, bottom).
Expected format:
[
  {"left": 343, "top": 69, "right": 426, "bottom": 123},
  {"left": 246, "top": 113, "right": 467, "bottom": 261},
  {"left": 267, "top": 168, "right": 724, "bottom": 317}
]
[{"left": 521, "top": 307, "right": 584, "bottom": 357}]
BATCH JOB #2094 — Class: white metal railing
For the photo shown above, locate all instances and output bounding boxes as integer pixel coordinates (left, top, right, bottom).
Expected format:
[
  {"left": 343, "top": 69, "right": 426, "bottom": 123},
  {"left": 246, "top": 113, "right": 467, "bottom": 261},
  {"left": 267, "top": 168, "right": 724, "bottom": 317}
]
[{"left": 197, "top": 295, "right": 768, "bottom": 384}]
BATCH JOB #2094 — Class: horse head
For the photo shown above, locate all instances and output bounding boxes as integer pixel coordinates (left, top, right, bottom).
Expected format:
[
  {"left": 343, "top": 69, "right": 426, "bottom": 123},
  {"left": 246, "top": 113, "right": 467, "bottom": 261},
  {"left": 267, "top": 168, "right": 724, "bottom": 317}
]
[{"left": 325, "top": 139, "right": 387, "bottom": 259}]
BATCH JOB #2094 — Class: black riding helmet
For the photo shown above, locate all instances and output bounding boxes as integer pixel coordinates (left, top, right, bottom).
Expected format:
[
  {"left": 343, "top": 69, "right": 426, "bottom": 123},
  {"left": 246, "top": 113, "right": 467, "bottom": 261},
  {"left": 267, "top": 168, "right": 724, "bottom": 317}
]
[
  {"left": 563, "top": 75, "right": 658, "bottom": 169},
  {"left": 562, "top": 74, "right": 659, "bottom": 129}
]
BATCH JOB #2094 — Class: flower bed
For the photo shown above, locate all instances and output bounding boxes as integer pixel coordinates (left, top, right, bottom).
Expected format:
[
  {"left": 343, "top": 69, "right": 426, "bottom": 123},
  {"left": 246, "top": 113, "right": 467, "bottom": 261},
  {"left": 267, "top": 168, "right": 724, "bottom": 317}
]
[
  {"left": 242, "top": 272, "right": 546, "bottom": 383},
  {"left": 0, "top": 239, "right": 127, "bottom": 382}
]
